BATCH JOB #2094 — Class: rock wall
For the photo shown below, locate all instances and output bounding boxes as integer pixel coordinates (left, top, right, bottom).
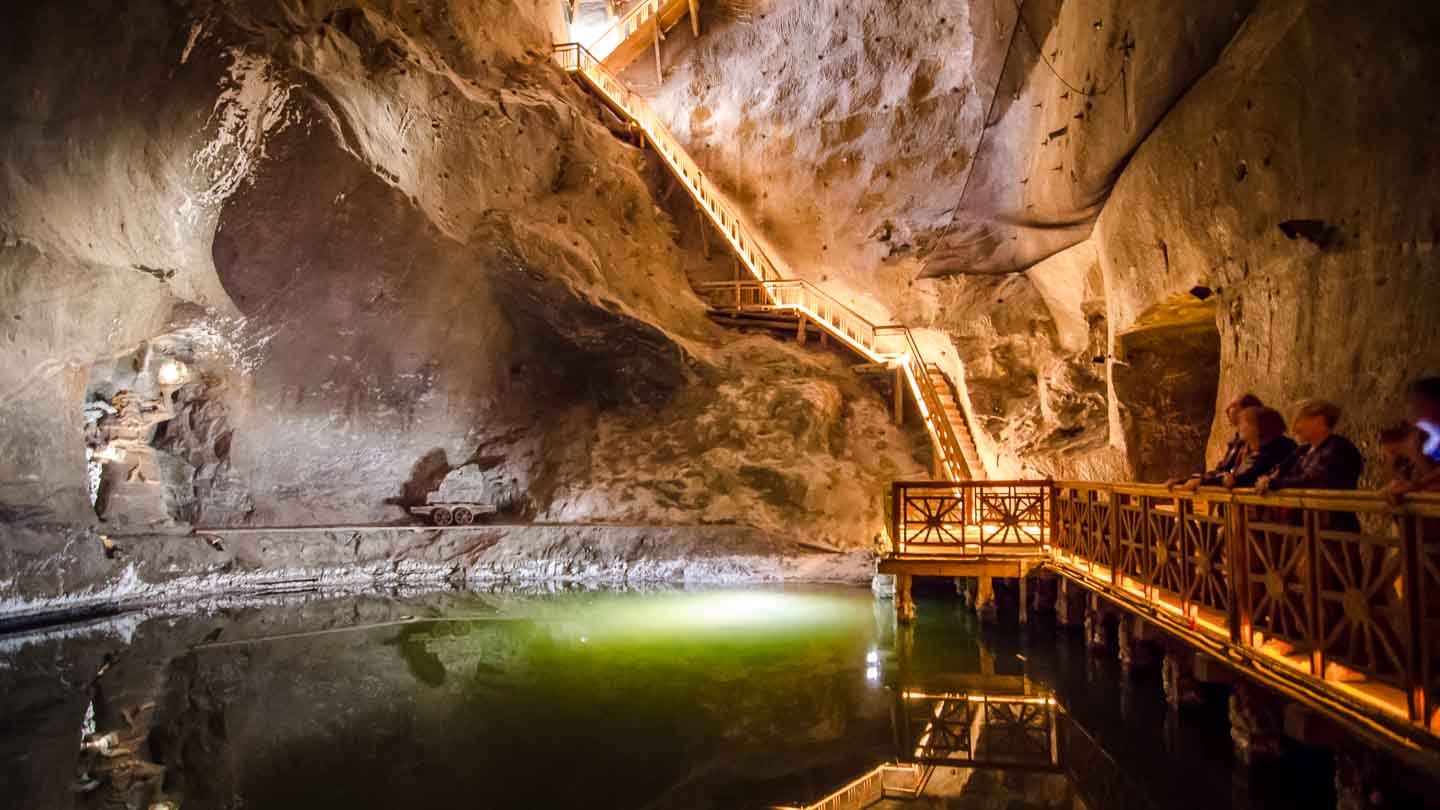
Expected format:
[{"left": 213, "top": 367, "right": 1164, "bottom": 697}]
[
  {"left": 1093, "top": 0, "right": 1440, "bottom": 478},
  {"left": 0, "top": 0, "right": 923, "bottom": 604},
  {"left": 642, "top": 0, "right": 1439, "bottom": 480}
]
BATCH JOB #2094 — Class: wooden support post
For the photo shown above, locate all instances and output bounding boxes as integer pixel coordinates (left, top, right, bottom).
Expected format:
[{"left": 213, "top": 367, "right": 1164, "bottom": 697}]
[
  {"left": 1018, "top": 575, "right": 1029, "bottom": 624},
  {"left": 697, "top": 206, "right": 711, "bottom": 259},
  {"left": 893, "top": 367, "right": 904, "bottom": 426},
  {"left": 1228, "top": 496, "right": 1251, "bottom": 645},
  {"left": 820, "top": 330, "right": 828, "bottom": 348},
  {"left": 1401, "top": 513, "right": 1429, "bottom": 724},
  {"left": 896, "top": 573, "right": 916, "bottom": 624},
  {"left": 976, "top": 576, "right": 997, "bottom": 624},
  {"left": 653, "top": 4, "right": 663, "bottom": 85},
  {"left": 796, "top": 313, "right": 807, "bottom": 346},
  {"left": 688, "top": 0, "right": 700, "bottom": 37},
  {"left": 1304, "top": 509, "right": 1323, "bottom": 677}
]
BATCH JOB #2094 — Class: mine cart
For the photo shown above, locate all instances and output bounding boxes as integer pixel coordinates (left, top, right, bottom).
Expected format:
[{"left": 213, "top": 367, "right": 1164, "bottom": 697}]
[{"left": 408, "top": 464, "right": 498, "bottom": 526}]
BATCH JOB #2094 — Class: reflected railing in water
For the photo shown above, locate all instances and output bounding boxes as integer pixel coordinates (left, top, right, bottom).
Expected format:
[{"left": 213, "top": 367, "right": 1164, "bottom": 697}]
[{"left": 776, "top": 685, "right": 1154, "bottom": 810}]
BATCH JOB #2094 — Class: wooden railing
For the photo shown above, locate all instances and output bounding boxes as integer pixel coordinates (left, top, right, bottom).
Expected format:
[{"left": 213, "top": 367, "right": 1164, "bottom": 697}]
[
  {"left": 554, "top": 43, "right": 979, "bottom": 482},
  {"left": 886, "top": 480, "right": 1440, "bottom": 747},
  {"left": 1051, "top": 482, "right": 1439, "bottom": 738},
  {"left": 889, "top": 480, "right": 1049, "bottom": 557}
]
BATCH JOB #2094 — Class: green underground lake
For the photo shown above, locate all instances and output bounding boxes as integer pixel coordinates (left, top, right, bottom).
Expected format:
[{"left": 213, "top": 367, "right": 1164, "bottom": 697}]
[{"left": 0, "top": 583, "right": 1351, "bottom": 809}]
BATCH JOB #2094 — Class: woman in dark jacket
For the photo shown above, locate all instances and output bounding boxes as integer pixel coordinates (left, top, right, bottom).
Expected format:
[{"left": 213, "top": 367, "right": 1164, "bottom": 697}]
[{"left": 1180, "top": 406, "right": 1296, "bottom": 490}]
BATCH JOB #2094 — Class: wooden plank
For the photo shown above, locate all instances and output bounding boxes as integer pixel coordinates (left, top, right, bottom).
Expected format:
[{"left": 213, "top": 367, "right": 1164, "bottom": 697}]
[
  {"left": 878, "top": 558, "right": 1039, "bottom": 578},
  {"left": 653, "top": 4, "right": 663, "bottom": 84}
]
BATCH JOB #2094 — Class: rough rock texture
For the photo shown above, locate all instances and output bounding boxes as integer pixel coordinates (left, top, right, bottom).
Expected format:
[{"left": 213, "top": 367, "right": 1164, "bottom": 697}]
[
  {"left": 0, "top": 521, "right": 877, "bottom": 624},
  {"left": 0, "top": 0, "right": 923, "bottom": 605},
  {"left": 1093, "top": 1, "right": 1440, "bottom": 477},
  {"left": 642, "top": 0, "right": 1439, "bottom": 480}
]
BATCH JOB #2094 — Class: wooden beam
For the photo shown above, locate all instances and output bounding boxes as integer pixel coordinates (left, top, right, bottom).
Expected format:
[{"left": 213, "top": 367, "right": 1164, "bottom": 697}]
[
  {"left": 893, "top": 366, "right": 904, "bottom": 425},
  {"left": 653, "top": 5, "right": 663, "bottom": 84},
  {"left": 697, "top": 206, "right": 711, "bottom": 258},
  {"left": 688, "top": 0, "right": 700, "bottom": 37},
  {"left": 796, "top": 313, "right": 807, "bottom": 346},
  {"left": 850, "top": 361, "right": 889, "bottom": 375}
]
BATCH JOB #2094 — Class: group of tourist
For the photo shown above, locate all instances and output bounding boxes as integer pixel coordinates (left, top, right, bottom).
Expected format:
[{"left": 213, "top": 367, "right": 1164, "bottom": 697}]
[{"left": 1168, "top": 377, "right": 1440, "bottom": 501}]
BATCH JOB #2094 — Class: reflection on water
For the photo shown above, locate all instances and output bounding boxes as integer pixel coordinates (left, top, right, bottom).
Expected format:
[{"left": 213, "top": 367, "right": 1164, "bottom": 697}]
[{"left": 0, "top": 586, "right": 1329, "bottom": 809}]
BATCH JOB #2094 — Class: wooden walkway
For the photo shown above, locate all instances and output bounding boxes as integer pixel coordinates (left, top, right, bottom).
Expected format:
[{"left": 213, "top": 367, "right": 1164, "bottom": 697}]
[{"left": 884, "top": 480, "right": 1440, "bottom": 766}]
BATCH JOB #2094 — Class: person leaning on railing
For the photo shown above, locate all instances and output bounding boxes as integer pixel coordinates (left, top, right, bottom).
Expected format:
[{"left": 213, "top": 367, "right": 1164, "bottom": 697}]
[
  {"left": 1381, "top": 422, "right": 1440, "bottom": 504},
  {"left": 1256, "top": 399, "right": 1364, "bottom": 532},
  {"left": 1166, "top": 393, "right": 1263, "bottom": 489},
  {"left": 1255, "top": 400, "right": 1364, "bottom": 494},
  {"left": 1174, "top": 405, "right": 1295, "bottom": 492}
]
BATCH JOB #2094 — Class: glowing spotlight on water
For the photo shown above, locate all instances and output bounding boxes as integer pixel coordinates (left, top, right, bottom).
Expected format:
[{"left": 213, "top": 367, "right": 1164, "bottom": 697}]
[{"left": 570, "top": 589, "right": 868, "bottom": 642}]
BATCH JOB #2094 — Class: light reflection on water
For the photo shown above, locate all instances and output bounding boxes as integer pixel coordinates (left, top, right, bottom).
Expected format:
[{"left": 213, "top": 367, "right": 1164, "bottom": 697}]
[{"left": 0, "top": 585, "right": 1332, "bottom": 810}]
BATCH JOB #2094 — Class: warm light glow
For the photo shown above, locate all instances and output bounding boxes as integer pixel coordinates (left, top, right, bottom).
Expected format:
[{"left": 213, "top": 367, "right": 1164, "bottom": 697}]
[
  {"left": 560, "top": 590, "right": 867, "bottom": 642},
  {"left": 92, "top": 445, "right": 126, "bottom": 462},
  {"left": 157, "top": 359, "right": 189, "bottom": 386}
]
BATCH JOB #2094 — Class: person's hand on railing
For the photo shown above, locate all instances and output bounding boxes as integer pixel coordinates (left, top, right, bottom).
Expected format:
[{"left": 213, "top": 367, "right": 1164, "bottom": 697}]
[
  {"left": 1383, "top": 478, "right": 1413, "bottom": 506},
  {"left": 1176, "top": 477, "right": 1202, "bottom": 493},
  {"left": 1253, "top": 474, "right": 1272, "bottom": 494}
]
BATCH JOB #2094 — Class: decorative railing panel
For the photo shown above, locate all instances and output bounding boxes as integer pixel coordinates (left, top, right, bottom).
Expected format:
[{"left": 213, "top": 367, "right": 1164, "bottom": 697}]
[
  {"left": 1179, "top": 500, "right": 1232, "bottom": 615},
  {"left": 1046, "top": 481, "right": 1440, "bottom": 741},
  {"left": 890, "top": 481, "right": 1049, "bottom": 556}
]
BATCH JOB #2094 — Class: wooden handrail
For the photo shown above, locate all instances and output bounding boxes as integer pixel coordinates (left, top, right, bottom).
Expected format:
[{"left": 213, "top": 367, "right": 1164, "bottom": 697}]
[
  {"left": 886, "top": 479, "right": 1440, "bottom": 753},
  {"left": 554, "top": 42, "right": 982, "bottom": 481}
]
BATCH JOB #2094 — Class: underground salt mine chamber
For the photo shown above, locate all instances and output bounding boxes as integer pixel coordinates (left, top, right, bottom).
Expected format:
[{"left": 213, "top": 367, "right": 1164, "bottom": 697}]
[{"left": 2, "top": 0, "right": 1439, "bottom": 808}]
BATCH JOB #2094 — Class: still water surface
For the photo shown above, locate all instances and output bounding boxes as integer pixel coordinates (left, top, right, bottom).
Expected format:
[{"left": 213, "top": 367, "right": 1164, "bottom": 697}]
[{"left": 1, "top": 585, "right": 1335, "bottom": 809}]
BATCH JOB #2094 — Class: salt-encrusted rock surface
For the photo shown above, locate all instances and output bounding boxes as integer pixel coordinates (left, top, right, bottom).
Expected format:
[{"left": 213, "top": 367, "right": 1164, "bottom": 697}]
[
  {"left": 643, "top": 0, "right": 1439, "bottom": 480},
  {"left": 0, "top": 0, "right": 921, "bottom": 605}
]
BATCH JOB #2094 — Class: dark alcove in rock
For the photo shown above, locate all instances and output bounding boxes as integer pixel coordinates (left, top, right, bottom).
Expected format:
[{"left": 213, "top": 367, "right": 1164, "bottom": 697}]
[{"left": 1114, "top": 295, "right": 1221, "bottom": 483}]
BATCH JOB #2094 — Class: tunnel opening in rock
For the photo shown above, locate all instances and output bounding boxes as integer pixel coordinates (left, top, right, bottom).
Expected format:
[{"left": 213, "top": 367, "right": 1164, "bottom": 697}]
[
  {"left": 1113, "top": 294, "right": 1221, "bottom": 483},
  {"left": 80, "top": 342, "right": 197, "bottom": 530}
]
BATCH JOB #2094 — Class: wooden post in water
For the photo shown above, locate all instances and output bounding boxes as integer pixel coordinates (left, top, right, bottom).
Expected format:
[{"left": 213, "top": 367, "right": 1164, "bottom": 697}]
[
  {"left": 976, "top": 576, "right": 997, "bottom": 623},
  {"left": 896, "top": 573, "right": 916, "bottom": 624}
]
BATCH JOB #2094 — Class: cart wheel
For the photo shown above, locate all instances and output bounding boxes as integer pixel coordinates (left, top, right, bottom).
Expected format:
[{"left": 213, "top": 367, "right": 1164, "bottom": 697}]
[
  {"left": 432, "top": 508, "right": 454, "bottom": 527},
  {"left": 453, "top": 507, "right": 474, "bottom": 526}
]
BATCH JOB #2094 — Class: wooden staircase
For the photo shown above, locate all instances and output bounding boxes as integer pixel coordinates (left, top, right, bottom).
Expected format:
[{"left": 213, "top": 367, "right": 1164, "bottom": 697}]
[
  {"left": 582, "top": 0, "right": 700, "bottom": 72},
  {"left": 552, "top": 43, "right": 987, "bottom": 481},
  {"left": 925, "top": 364, "right": 984, "bottom": 480}
]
